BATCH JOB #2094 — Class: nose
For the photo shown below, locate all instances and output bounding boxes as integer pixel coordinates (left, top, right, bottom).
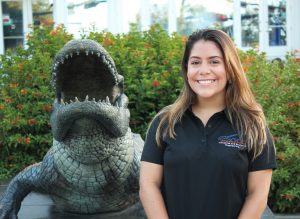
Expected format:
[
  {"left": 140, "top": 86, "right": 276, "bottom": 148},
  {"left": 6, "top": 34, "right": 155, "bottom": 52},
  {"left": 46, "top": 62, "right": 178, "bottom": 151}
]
[{"left": 198, "top": 63, "right": 211, "bottom": 75}]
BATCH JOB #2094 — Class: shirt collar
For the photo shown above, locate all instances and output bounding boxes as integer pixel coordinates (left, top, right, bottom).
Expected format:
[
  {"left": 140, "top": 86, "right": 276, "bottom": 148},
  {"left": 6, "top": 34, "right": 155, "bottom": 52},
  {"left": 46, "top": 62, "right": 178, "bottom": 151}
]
[{"left": 186, "top": 105, "right": 231, "bottom": 122}]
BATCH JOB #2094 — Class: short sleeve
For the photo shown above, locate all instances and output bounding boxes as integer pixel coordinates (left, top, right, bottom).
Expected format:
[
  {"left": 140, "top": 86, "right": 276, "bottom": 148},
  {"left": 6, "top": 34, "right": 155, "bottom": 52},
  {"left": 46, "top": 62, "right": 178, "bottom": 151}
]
[
  {"left": 141, "top": 116, "right": 165, "bottom": 165},
  {"left": 249, "top": 128, "right": 277, "bottom": 172}
]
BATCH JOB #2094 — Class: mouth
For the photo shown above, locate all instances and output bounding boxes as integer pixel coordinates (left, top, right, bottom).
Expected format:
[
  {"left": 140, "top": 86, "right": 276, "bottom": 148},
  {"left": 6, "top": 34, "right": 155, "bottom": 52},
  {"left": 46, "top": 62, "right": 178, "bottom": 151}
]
[
  {"left": 50, "top": 39, "right": 129, "bottom": 141},
  {"left": 52, "top": 39, "right": 123, "bottom": 105},
  {"left": 196, "top": 79, "right": 216, "bottom": 85}
]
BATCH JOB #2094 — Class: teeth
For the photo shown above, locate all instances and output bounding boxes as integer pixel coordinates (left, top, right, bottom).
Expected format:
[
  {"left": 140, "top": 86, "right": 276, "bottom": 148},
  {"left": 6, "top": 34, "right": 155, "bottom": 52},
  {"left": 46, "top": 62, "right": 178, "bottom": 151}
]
[
  {"left": 77, "top": 51, "right": 80, "bottom": 55},
  {"left": 58, "top": 96, "right": 120, "bottom": 107},
  {"left": 61, "top": 59, "right": 64, "bottom": 64},
  {"left": 91, "top": 51, "right": 94, "bottom": 55},
  {"left": 86, "top": 51, "right": 89, "bottom": 56},
  {"left": 97, "top": 53, "right": 100, "bottom": 57},
  {"left": 197, "top": 79, "right": 215, "bottom": 84},
  {"left": 65, "top": 55, "right": 69, "bottom": 59},
  {"left": 70, "top": 53, "right": 73, "bottom": 58},
  {"left": 106, "top": 96, "right": 110, "bottom": 102}
]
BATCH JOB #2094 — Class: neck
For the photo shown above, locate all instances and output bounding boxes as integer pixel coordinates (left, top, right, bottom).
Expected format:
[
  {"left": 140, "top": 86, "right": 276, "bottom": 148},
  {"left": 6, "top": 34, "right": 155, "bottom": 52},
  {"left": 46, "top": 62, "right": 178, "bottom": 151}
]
[
  {"left": 192, "top": 95, "right": 225, "bottom": 126},
  {"left": 194, "top": 94, "right": 226, "bottom": 112}
]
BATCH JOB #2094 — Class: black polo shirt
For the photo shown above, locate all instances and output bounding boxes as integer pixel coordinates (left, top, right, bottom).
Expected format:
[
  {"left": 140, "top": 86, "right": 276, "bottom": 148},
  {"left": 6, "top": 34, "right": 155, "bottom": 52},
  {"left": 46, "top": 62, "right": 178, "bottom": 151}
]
[{"left": 141, "top": 108, "right": 277, "bottom": 219}]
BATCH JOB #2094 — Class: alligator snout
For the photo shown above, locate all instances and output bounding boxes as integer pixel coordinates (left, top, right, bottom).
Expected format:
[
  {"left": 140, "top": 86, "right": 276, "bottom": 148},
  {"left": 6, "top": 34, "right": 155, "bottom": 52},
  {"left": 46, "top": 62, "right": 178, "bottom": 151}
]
[{"left": 50, "top": 39, "right": 130, "bottom": 141}]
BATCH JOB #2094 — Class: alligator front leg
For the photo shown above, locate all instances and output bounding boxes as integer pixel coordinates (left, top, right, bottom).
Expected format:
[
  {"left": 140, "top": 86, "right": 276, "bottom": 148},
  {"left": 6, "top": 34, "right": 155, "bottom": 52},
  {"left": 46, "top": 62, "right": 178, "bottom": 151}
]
[{"left": 0, "top": 151, "right": 57, "bottom": 219}]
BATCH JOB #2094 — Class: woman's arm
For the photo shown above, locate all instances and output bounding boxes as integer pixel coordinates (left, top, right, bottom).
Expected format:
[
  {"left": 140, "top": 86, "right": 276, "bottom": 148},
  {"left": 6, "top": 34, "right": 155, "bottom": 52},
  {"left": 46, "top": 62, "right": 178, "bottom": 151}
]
[
  {"left": 139, "top": 161, "right": 169, "bottom": 219},
  {"left": 238, "top": 169, "right": 273, "bottom": 219}
]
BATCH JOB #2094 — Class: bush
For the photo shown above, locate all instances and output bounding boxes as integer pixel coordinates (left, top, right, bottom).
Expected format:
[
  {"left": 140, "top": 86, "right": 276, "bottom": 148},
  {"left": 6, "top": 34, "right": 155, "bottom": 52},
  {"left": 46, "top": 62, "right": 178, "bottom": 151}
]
[
  {"left": 239, "top": 50, "right": 300, "bottom": 213},
  {"left": 0, "top": 24, "right": 299, "bottom": 213},
  {"left": 87, "top": 24, "right": 185, "bottom": 135},
  {"left": 0, "top": 22, "right": 72, "bottom": 178}
]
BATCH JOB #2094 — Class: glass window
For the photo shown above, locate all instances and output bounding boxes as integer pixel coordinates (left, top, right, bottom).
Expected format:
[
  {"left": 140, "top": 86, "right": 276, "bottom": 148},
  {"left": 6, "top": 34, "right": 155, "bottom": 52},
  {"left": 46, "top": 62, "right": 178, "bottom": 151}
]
[
  {"left": 175, "top": 0, "right": 233, "bottom": 37},
  {"left": 2, "top": 0, "right": 23, "bottom": 51},
  {"left": 268, "top": 0, "right": 286, "bottom": 46},
  {"left": 241, "top": 0, "right": 259, "bottom": 47},
  {"left": 32, "top": 0, "right": 53, "bottom": 25}
]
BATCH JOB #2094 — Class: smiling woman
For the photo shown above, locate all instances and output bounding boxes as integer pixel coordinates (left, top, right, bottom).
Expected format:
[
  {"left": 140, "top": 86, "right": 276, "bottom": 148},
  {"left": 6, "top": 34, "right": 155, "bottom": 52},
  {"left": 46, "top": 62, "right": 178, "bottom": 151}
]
[
  {"left": 139, "top": 29, "right": 277, "bottom": 219},
  {"left": 187, "top": 40, "right": 228, "bottom": 110}
]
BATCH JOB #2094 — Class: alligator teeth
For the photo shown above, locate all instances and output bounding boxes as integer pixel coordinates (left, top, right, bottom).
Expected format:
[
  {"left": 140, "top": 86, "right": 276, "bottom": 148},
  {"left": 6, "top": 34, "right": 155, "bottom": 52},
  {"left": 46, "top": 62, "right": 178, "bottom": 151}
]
[
  {"left": 86, "top": 51, "right": 89, "bottom": 56},
  {"left": 106, "top": 96, "right": 110, "bottom": 104},
  {"left": 61, "top": 99, "right": 65, "bottom": 105},
  {"left": 61, "top": 59, "right": 64, "bottom": 64},
  {"left": 70, "top": 53, "right": 73, "bottom": 58},
  {"left": 101, "top": 55, "right": 106, "bottom": 63},
  {"left": 91, "top": 51, "right": 94, "bottom": 55},
  {"left": 97, "top": 53, "right": 100, "bottom": 57},
  {"left": 85, "top": 95, "right": 89, "bottom": 101},
  {"left": 92, "top": 98, "right": 96, "bottom": 102},
  {"left": 65, "top": 55, "right": 69, "bottom": 59},
  {"left": 75, "top": 97, "right": 79, "bottom": 102},
  {"left": 77, "top": 51, "right": 80, "bottom": 55}
]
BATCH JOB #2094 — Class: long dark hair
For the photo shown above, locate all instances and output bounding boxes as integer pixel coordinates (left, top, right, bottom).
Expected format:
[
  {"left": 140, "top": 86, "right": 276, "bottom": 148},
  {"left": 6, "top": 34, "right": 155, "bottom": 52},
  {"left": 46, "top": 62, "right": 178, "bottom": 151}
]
[{"left": 154, "top": 29, "right": 267, "bottom": 159}]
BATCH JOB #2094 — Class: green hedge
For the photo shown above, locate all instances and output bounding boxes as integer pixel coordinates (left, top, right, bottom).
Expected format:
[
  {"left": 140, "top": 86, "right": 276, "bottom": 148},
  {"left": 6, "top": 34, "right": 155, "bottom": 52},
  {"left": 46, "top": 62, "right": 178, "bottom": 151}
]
[{"left": 0, "top": 23, "right": 299, "bottom": 213}]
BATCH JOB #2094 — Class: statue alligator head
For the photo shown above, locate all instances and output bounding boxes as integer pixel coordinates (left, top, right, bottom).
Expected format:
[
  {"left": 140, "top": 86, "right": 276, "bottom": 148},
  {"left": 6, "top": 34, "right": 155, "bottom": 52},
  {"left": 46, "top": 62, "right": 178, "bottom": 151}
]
[{"left": 50, "top": 39, "right": 130, "bottom": 163}]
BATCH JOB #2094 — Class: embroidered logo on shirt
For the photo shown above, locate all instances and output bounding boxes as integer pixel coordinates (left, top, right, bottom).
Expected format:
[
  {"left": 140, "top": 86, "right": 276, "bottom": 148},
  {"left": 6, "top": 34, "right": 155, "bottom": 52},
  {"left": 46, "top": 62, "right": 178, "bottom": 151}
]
[{"left": 217, "top": 134, "right": 246, "bottom": 149}]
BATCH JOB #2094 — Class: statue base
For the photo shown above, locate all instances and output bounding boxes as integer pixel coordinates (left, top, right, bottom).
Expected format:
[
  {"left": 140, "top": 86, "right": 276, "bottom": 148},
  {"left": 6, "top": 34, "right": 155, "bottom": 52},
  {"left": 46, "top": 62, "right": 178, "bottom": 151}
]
[{"left": 1, "top": 180, "right": 275, "bottom": 219}]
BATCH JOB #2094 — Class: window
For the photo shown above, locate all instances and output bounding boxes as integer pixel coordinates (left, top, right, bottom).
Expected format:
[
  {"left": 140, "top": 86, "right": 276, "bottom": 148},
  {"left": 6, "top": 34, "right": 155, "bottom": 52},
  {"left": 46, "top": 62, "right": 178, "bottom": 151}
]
[
  {"left": 241, "top": 0, "right": 259, "bottom": 47},
  {"left": 2, "top": 0, "right": 23, "bottom": 51},
  {"left": 176, "top": 0, "right": 233, "bottom": 37}
]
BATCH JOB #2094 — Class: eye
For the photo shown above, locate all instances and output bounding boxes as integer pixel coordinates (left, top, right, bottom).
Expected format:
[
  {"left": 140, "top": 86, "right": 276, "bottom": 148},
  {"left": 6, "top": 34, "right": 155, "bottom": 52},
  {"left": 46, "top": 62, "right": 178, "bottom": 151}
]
[
  {"left": 210, "top": 59, "right": 220, "bottom": 64},
  {"left": 190, "top": 60, "right": 200, "bottom": 65}
]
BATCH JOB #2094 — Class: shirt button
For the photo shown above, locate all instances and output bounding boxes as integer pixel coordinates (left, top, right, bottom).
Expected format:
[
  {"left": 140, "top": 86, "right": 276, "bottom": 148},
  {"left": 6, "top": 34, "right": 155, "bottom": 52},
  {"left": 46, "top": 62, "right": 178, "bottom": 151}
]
[
  {"left": 207, "top": 124, "right": 212, "bottom": 128},
  {"left": 201, "top": 139, "right": 206, "bottom": 143}
]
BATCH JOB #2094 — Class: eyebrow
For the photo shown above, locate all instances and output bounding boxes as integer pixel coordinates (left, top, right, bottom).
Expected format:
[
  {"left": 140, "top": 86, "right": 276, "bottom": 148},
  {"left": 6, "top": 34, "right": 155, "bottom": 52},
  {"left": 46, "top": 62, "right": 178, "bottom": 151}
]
[{"left": 189, "top": 56, "right": 223, "bottom": 59}]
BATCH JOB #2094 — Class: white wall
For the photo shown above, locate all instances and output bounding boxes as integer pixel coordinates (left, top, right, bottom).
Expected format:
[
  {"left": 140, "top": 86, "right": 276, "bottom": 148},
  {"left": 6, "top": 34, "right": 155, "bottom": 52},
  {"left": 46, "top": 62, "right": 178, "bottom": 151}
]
[
  {"left": 291, "top": 0, "right": 300, "bottom": 53},
  {"left": 0, "top": 1, "right": 4, "bottom": 54}
]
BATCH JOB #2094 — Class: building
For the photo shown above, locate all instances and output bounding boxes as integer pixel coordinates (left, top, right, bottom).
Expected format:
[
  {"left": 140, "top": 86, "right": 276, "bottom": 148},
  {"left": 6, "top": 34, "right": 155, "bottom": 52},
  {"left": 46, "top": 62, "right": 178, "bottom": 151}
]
[{"left": 1, "top": 0, "right": 300, "bottom": 59}]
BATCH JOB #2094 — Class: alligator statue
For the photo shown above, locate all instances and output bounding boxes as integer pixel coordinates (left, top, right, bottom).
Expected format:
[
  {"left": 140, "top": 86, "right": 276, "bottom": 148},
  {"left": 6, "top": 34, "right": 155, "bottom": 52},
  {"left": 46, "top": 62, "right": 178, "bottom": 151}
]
[{"left": 0, "top": 39, "right": 145, "bottom": 219}]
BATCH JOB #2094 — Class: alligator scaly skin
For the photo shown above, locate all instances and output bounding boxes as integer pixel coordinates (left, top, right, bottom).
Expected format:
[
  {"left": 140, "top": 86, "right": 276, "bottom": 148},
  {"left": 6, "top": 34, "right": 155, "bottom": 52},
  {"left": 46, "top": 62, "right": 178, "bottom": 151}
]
[{"left": 0, "top": 39, "right": 145, "bottom": 218}]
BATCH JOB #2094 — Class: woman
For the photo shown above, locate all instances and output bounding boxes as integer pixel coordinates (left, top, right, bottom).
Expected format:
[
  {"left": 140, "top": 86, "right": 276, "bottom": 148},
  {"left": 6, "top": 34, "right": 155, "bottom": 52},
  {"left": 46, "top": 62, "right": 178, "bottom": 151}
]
[{"left": 139, "top": 29, "right": 277, "bottom": 219}]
